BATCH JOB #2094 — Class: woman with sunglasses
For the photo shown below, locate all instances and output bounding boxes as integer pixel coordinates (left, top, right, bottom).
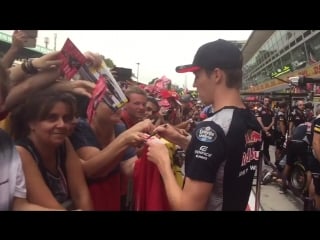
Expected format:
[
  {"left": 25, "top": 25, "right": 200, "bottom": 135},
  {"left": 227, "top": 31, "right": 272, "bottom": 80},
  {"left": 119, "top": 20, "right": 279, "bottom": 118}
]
[
  {"left": 69, "top": 90, "right": 154, "bottom": 210},
  {"left": 145, "top": 96, "right": 164, "bottom": 126}
]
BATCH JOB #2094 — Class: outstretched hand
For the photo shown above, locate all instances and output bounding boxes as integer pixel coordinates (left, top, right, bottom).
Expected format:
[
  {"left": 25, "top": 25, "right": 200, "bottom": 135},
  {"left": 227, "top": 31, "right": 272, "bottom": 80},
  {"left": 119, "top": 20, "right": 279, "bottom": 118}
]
[
  {"left": 83, "top": 52, "right": 103, "bottom": 68},
  {"left": 32, "top": 51, "right": 62, "bottom": 71},
  {"left": 124, "top": 131, "right": 148, "bottom": 147},
  {"left": 128, "top": 119, "right": 155, "bottom": 134},
  {"left": 70, "top": 80, "right": 96, "bottom": 98},
  {"left": 11, "top": 30, "right": 28, "bottom": 50}
]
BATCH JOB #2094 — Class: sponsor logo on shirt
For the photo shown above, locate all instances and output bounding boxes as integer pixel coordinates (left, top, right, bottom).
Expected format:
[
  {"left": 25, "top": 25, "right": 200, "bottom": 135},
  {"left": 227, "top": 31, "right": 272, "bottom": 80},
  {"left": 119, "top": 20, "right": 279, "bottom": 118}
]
[
  {"left": 241, "top": 148, "right": 260, "bottom": 166},
  {"left": 245, "top": 130, "right": 262, "bottom": 145},
  {"left": 194, "top": 145, "right": 212, "bottom": 160},
  {"left": 196, "top": 126, "right": 217, "bottom": 143}
]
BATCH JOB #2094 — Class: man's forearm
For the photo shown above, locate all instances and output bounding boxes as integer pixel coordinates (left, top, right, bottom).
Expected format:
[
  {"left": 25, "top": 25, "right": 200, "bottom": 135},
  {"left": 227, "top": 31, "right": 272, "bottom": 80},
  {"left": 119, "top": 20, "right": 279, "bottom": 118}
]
[
  {"left": 257, "top": 118, "right": 265, "bottom": 129},
  {"left": 313, "top": 140, "right": 320, "bottom": 162},
  {"left": 268, "top": 119, "right": 275, "bottom": 129},
  {"left": 80, "top": 133, "right": 131, "bottom": 178},
  {"left": 1, "top": 47, "right": 20, "bottom": 68},
  {"left": 3, "top": 70, "right": 60, "bottom": 111},
  {"left": 157, "top": 159, "right": 183, "bottom": 210}
]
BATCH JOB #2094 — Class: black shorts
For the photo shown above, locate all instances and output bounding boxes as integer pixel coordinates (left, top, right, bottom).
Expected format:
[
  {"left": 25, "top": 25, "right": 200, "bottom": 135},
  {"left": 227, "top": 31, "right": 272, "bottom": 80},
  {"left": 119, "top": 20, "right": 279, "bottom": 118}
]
[
  {"left": 309, "top": 154, "right": 320, "bottom": 195},
  {"left": 275, "top": 136, "right": 285, "bottom": 150},
  {"left": 274, "top": 131, "right": 285, "bottom": 149},
  {"left": 286, "top": 140, "right": 309, "bottom": 170},
  {"left": 308, "top": 155, "right": 320, "bottom": 174}
]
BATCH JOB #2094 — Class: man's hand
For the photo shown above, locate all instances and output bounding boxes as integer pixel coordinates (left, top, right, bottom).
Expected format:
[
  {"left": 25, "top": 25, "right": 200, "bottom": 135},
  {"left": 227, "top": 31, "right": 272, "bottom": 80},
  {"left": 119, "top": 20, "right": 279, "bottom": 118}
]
[
  {"left": 70, "top": 80, "right": 96, "bottom": 98},
  {"left": 129, "top": 119, "right": 155, "bottom": 134},
  {"left": 11, "top": 30, "right": 27, "bottom": 51},
  {"left": 146, "top": 137, "right": 171, "bottom": 167},
  {"left": 153, "top": 124, "right": 184, "bottom": 145},
  {"left": 123, "top": 131, "right": 147, "bottom": 147},
  {"left": 32, "top": 51, "right": 62, "bottom": 71}
]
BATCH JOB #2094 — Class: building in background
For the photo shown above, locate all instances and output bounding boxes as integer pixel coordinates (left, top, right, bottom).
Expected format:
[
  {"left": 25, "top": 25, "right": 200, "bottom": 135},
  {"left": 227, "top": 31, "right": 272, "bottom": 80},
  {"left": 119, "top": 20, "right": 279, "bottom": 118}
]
[
  {"left": 230, "top": 40, "right": 247, "bottom": 50},
  {"left": 242, "top": 30, "right": 320, "bottom": 93}
]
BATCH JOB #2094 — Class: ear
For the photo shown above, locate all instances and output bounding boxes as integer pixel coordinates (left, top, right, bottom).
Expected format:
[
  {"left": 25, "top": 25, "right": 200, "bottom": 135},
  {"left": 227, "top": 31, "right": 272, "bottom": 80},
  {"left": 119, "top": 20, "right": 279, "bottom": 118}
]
[{"left": 213, "top": 68, "right": 224, "bottom": 85}]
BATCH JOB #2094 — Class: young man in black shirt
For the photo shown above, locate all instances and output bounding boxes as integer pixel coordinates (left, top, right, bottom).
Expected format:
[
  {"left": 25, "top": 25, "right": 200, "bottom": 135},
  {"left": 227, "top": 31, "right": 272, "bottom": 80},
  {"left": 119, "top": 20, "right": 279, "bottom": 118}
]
[
  {"left": 255, "top": 96, "right": 275, "bottom": 166},
  {"left": 146, "top": 39, "right": 262, "bottom": 211}
]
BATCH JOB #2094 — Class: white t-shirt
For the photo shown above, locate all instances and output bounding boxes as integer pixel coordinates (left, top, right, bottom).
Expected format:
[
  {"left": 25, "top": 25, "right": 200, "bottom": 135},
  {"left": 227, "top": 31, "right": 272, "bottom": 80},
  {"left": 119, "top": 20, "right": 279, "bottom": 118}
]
[{"left": 0, "top": 130, "right": 26, "bottom": 211}]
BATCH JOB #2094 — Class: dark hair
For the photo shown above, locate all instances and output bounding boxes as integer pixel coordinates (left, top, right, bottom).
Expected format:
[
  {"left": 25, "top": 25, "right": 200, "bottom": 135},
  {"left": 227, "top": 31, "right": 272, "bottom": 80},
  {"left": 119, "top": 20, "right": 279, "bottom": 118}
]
[
  {"left": 305, "top": 101, "right": 313, "bottom": 109},
  {"left": 278, "top": 102, "right": 287, "bottom": 109},
  {"left": 10, "top": 85, "right": 76, "bottom": 140},
  {"left": 75, "top": 94, "right": 89, "bottom": 119},
  {"left": 205, "top": 68, "right": 243, "bottom": 89},
  {"left": 264, "top": 96, "right": 270, "bottom": 100},
  {"left": 147, "top": 96, "right": 160, "bottom": 112}
]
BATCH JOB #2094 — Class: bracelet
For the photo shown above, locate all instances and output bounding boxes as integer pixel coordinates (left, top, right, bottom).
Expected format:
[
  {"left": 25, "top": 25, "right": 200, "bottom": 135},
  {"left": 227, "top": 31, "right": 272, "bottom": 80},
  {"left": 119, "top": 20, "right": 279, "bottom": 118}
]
[
  {"left": 21, "top": 59, "right": 38, "bottom": 74},
  {"left": 21, "top": 60, "right": 29, "bottom": 74},
  {"left": 26, "top": 59, "right": 38, "bottom": 74}
]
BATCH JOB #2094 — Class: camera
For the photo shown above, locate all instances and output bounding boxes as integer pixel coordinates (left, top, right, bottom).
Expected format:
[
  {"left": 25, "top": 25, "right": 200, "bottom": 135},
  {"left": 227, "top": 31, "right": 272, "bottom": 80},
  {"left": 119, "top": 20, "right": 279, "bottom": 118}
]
[{"left": 289, "top": 76, "right": 320, "bottom": 87}]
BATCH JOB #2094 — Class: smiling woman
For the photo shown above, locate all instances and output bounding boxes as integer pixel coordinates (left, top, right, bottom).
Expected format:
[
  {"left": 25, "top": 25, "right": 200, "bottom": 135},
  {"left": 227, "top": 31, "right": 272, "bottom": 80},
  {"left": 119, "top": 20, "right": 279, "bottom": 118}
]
[{"left": 9, "top": 83, "right": 93, "bottom": 210}]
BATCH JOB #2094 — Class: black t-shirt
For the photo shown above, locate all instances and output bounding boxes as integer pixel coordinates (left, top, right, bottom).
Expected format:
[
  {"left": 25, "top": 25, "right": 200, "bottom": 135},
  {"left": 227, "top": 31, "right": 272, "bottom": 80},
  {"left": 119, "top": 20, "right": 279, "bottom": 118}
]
[
  {"left": 288, "top": 108, "right": 307, "bottom": 127},
  {"left": 185, "top": 107, "right": 262, "bottom": 211},
  {"left": 255, "top": 105, "right": 274, "bottom": 126},
  {"left": 275, "top": 111, "right": 287, "bottom": 134}
]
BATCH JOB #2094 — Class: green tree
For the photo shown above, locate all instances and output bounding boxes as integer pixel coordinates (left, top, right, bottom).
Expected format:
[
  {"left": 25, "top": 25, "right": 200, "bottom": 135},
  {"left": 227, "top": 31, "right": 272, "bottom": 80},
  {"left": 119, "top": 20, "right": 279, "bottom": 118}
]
[{"left": 104, "top": 58, "right": 115, "bottom": 68}]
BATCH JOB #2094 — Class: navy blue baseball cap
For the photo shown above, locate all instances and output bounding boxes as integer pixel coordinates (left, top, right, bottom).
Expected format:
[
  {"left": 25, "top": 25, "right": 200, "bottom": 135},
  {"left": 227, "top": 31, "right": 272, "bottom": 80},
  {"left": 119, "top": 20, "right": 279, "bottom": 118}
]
[{"left": 176, "top": 39, "right": 243, "bottom": 73}]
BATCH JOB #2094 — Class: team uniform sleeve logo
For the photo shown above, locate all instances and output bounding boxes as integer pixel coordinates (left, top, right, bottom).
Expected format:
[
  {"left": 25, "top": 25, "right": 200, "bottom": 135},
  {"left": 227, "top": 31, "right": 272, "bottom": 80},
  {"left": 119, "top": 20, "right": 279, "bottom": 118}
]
[
  {"left": 314, "top": 118, "right": 320, "bottom": 134},
  {"left": 196, "top": 126, "right": 217, "bottom": 142}
]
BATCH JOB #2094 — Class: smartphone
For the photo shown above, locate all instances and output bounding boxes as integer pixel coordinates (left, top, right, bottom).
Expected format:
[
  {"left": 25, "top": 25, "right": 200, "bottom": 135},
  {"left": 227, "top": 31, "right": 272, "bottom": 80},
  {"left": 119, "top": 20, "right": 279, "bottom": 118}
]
[
  {"left": 21, "top": 30, "right": 38, "bottom": 38},
  {"left": 113, "top": 67, "right": 132, "bottom": 81},
  {"left": 20, "top": 30, "right": 38, "bottom": 48}
]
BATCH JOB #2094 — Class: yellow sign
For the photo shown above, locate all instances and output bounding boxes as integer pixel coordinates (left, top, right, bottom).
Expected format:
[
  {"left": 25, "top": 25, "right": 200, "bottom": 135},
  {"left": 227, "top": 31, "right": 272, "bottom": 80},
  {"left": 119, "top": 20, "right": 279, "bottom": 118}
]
[{"left": 249, "top": 62, "right": 320, "bottom": 92}]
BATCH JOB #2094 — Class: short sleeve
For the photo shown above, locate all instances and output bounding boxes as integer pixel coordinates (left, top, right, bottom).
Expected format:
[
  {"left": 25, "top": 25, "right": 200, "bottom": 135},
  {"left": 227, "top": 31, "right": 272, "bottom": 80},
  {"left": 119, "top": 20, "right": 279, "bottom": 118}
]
[
  {"left": 14, "top": 152, "right": 27, "bottom": 199},
  {"left": 114, "top": 123, "right": 136, "bottom": 161},
  {"left": 69, "top": 118, "right": 100, "bottom": 150},
  {"left": 254, "top": 109, "right": 261, "bottom": 118},
  {"left": 185, "top": 121, "right": 226, "bottom": 183},
  {"left": 314, "top": 118, "right": 320, "bottom": 134},
  {"left": 278, "top": 114, "right": 285, "bottom": 122}
]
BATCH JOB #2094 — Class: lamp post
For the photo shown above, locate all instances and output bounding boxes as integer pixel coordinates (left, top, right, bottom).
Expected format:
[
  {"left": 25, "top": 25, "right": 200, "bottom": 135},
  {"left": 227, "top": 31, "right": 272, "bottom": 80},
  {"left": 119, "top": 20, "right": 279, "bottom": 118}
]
[
  {"left": 54, "top": 33, "right": 57, "bottom": 51},
  {"left": 44, "top": 37, "right": 49, "bottom": 49},
  {"left": 136, "top": 62, "right": 140, "bottom": 82}
]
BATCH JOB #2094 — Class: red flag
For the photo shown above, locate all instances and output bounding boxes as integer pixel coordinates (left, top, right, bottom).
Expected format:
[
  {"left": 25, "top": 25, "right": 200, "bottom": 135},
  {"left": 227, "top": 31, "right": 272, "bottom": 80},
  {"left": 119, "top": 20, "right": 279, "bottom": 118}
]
[
  {"left": 153, "top": 76, "right": 172, "bottom": 93},
  {"left": 86, "top": 76, "right": 107, "bottom": 123},
  {"left": 133, "top": 146, "right": 170, "bottom": 211}
]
